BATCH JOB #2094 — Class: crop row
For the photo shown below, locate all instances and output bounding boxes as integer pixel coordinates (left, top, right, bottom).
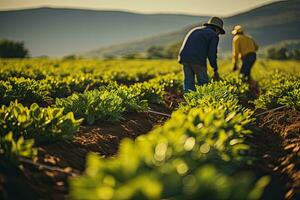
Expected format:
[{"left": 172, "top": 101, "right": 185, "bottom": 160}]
[
  {"left": 0, "top": 101, "right": 81, "bottom": 162},
  {"left": 0, "top": 71, "right": 182, "bottom": 106},
  {"left": 0, "top": 59, "right": 181, "bottom": 83},
  {"left": 255, "top": 72, "right": 300, "bottom": 110},
  {"left": 69, "top": 75, "right": 269, "bottom": 200},
  {"left": 0, "top": 73, "right": 181, "bottom": 163},
  {"left": 0, "top": 76, "right": 105, "bottom": 105},
  {"left": 55, "top": 73, "right": 181, "bottom": 125}
]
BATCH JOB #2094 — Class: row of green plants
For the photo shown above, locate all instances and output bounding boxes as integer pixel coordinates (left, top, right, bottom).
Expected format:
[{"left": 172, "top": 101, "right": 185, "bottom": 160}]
[
  {"left": 0, "top": 70, "right": 182, "bottom": 106},
  {"left": 0, "top": 75, "right": 107, "bottom": 105},
  {"left": 0, "top": 101, "right": 82, "bottom": 143},
  {"left": 69, "top": 75, "right": 269, "bottom": 200},
  {"left": 0, "top": 132, "right": 37, "bottom": 164},
  {"left": 0, "top": 77, "right": 52, "bottom": 105},
  {"left": 182, "top": 74, "right": 249, "bottom": 110},
  {"left": 0, "top": 60, "right": 299, "bottom": 91},
  {"left": 0, "top": 59, "right": 181, "bottom": 83},
  {"left": 255, "top": 72, "right": 300, "bottom": 109},
  {"left": 56, "top": 73, "right": 182, "bottom": 125},
  {"left": 0, "top": 101, "right": 82, "bottom": 163},
  {"left": 0, "top": 73, "right": 181, "bottom": 163}
]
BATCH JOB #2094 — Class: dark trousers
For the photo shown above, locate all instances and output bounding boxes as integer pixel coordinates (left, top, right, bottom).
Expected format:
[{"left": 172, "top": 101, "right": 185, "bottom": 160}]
[
  {"left": 183, "top": 63, "right": 209, "bottom": 92},
  {"left": 240, "top": 52, "right": 256, "bottom": 79}
]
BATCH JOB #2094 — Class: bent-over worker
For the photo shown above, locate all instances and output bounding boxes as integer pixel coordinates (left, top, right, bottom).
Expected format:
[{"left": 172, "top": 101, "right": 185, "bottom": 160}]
[
  {"left": 232, "top": 25, "right": 259, "bottom": 80},
  {"left": 178, "top": 17, "right": 225, "bottom": 92}
]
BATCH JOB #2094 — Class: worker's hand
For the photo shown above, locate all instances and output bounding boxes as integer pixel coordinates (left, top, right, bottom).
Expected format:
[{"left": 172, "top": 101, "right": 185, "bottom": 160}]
[
  {"left": 213, "top": 71, "right": 220, "bottom": 80},
  {"left": 233, "top": 64, "right": 238, "bottom": 72}
]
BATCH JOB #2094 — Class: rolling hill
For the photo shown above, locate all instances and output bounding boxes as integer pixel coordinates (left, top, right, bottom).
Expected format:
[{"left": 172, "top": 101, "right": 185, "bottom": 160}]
[
  {"left": 260, "top": 39, "right": 300, "bottom": 54},
  {"left": 0, "top": 8, "right": 207, "bottom": 57},
  {"left": 84, "top": 0, "right": 300, "bottom": 58}
]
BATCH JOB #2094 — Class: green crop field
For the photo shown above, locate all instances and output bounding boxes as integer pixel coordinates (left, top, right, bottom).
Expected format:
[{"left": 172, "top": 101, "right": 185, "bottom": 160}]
[{"left": 0, "top": 59, "right": 299, "bottom": 200}]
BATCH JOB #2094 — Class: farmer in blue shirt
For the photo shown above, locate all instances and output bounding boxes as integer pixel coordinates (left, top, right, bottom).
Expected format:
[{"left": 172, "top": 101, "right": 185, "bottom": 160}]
[{"left": 178, "top": 17, "right": 225, "bottom": 92}]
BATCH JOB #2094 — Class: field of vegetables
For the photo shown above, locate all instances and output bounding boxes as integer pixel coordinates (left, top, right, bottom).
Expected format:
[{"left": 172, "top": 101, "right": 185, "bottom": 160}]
[{"left": 0, "top": 59, "right": 299, "bottom": 200}]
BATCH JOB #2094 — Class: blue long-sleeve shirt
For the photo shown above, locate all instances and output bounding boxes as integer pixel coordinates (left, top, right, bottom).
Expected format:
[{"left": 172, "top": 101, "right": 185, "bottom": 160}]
[{"left": 178, "top": 26, "right": 219, "bottom": 71}]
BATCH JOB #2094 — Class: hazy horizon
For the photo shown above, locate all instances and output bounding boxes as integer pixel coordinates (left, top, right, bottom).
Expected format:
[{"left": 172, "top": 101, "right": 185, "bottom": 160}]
[{"left": 0, "top": 0, "right": 279, "bottom": 16}]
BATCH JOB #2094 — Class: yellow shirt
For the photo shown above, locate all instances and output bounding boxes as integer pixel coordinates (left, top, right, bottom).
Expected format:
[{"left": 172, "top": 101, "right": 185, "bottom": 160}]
[{"left": 232, "top": 34, "right": 259, "bottom": 64}]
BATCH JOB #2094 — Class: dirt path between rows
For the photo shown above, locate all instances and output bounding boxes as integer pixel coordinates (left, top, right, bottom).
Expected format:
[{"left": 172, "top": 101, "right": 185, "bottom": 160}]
[{"left": 249, "top": 108, "right": 300, "bottom": 200}]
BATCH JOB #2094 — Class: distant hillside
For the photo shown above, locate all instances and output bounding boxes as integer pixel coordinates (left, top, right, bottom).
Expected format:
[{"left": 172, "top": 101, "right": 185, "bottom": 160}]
[
  {"left": 83, "top": 29, "right": 190, "bottom": 58},
  {"left": 262, "top": 40, "right": 300, "bottom": 51},
  {"left": 85, "top": 0, "right": 300, "bottom": 58},
  {"left": 0, "top": 8, "right": 207, "bottom": 56}
]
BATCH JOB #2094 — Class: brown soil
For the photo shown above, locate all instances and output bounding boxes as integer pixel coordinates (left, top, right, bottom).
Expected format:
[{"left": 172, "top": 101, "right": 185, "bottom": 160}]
[
  {"left": 163, "top": 87, "right": 185, "bottom": 110},
  {"left": 251, "top": 108, "right": 300, "bottom": 200},
  {"left": 239, "top": 79, "right": 260, "bottom": 109}
]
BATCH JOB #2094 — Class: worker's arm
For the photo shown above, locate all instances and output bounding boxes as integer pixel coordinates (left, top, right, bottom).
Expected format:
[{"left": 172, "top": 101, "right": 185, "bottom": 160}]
[
  {"left": 253, "top": 39, "right": 259, "bottom": 51},
  {"left": 208, "top": 35, "right": 219, "bottom": 72},
  {"left": 232, "top": 37, "right": 240, "bottom": 66}
]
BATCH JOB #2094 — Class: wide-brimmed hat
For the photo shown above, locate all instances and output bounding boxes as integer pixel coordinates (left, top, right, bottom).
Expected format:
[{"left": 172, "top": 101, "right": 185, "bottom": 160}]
[
  {"left": 232, "top": 25, "right": 244, "bottom": 35},
  {"left": 204, "top": 17, "right": 225, "bottom": 34}
]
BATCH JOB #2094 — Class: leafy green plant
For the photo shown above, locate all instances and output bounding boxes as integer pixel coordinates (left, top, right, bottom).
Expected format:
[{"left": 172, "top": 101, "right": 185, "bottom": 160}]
[
  {"left": 0, "top": 132, "right": 37, "bottom": 163},
  {"left": 0, "top": 81, "right": 10, "bottom": 101},
  {"left": 0, "top": 101, "right": 82, "bottom": 143},
  {"left": 56, "top": 89, "right": 125, "bottom": 125},
  {"left": 255, "top": 78, "right": 300, "bottom": 109},
  {"left": 0, "top": 77, "right": 52, "bottom": 105},
  {"left": 101, "top": 83, "right": 148, "bottom": 111},
  {"left": 278, "top": 88, "right": 300, "bottom": 109},
  {"left": 182, "top": 75, "right": 249, "bottom": 111}
]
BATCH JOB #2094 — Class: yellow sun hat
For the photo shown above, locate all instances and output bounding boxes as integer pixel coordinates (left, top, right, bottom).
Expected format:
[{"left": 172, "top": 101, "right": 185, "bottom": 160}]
[{"left": 232, "top": 25, "right": 244, "bottom": 35}]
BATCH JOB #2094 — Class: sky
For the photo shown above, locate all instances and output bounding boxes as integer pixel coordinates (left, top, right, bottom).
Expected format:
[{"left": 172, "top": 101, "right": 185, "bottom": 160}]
[{"left": 0, "top": 0, "right": 278, "bottom": 16}]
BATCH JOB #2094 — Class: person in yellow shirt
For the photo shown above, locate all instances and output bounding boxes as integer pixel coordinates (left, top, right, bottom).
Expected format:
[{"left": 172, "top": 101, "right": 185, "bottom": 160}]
[{"left": 232, "top": 25, "right": 259, "bottom": 80}]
